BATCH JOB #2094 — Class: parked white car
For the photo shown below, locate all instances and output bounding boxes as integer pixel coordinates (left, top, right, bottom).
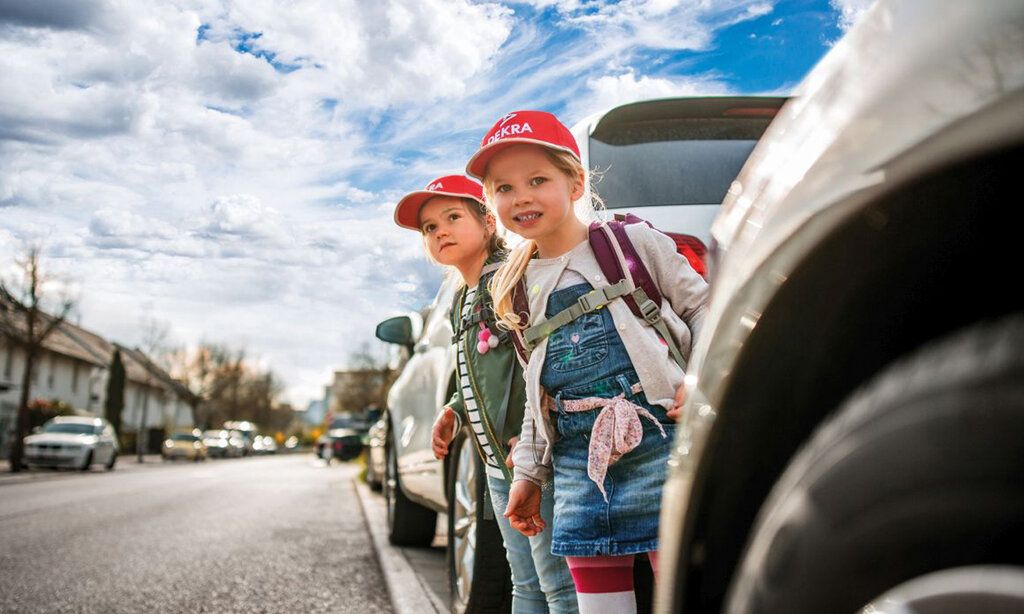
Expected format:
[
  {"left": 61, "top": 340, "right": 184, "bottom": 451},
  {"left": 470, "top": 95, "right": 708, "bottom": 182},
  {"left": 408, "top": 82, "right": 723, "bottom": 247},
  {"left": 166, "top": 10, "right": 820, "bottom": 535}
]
[{"left": 23, "top": 416, "right": 119, "bottom": 471}]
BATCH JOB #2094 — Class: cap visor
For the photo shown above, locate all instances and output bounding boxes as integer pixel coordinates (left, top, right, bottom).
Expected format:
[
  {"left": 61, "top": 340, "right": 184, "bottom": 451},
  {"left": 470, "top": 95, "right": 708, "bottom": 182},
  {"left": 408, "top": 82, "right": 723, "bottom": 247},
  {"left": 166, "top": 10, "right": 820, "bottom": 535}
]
[{"left": 466, "top": 138, "right": 580, "bottom": 180}]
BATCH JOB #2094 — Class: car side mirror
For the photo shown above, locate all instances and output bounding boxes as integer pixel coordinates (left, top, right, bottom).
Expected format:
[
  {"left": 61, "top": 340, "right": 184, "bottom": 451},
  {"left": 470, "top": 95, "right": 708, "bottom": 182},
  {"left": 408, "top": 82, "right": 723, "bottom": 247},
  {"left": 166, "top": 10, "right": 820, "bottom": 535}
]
[{"left": 376, "top": 315, "right": 415, "bottom": 348}]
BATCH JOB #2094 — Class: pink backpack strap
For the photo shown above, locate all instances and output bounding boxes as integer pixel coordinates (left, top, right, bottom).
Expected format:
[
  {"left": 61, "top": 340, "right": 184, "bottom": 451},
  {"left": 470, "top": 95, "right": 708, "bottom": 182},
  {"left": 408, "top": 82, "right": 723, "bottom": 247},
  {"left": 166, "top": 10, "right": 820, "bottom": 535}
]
[
  {"left": 508, "top": 278, "right": 531, "bottom": 363},
  {"left": 589, "top": 214, "right": 689, "bottom": 371},
  {"left": 588, "top": 213, "right": 661, "bottom": 317}
]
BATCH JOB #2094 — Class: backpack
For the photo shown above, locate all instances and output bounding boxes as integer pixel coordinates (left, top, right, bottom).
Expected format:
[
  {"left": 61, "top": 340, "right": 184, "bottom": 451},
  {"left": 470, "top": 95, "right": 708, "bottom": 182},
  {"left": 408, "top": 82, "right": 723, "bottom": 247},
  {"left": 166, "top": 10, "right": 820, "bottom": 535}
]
[{"left": 508, "top": 213, "right": 688, "bottom": 370}]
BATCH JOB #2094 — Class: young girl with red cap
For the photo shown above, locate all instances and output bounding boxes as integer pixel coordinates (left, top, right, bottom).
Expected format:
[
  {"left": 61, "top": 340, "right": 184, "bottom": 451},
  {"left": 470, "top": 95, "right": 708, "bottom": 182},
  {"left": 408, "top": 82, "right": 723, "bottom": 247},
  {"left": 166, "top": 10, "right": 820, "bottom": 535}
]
[
  {"left": 467, "top": 112, "right": 709, "bottom": 613},
  {"left": 394, "top": 175, "right": 579, "bottom": 614}
]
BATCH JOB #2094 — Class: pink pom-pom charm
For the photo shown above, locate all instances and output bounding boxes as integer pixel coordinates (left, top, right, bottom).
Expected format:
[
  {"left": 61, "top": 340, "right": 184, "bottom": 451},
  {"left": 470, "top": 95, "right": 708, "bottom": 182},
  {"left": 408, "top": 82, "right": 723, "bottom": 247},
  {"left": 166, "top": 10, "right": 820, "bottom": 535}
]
[
  {"left": 478, "top": 328, "right": 491, "bottom": 342},
  {"left": 487, "top": 335, "right": 499, "bottom": 349},
  {"left": 477, "top": 340, "right": 490, "bottom": 354}
]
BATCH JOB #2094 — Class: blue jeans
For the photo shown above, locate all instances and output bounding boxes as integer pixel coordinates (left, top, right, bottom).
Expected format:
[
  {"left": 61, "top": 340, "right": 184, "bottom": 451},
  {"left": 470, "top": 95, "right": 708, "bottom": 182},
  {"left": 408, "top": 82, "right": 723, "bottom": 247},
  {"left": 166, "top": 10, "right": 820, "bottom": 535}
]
[{"left": 488, "top": 474, "right": 579, "bottom": 614}]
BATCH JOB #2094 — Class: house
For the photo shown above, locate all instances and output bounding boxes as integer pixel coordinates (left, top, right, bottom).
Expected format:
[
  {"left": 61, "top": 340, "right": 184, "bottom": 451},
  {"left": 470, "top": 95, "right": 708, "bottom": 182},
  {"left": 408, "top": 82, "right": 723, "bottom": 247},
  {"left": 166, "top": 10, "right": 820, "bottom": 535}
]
[{"left": 0, "top": 293, "right": 198, "bottom": 456}]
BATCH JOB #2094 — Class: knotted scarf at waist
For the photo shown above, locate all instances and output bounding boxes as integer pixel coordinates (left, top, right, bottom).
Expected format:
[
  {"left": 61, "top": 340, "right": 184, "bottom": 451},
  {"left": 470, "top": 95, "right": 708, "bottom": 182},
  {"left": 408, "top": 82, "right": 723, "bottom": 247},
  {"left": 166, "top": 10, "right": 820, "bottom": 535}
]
[{"left": 560, "top": 386, "right": 667, "bottom": 502}]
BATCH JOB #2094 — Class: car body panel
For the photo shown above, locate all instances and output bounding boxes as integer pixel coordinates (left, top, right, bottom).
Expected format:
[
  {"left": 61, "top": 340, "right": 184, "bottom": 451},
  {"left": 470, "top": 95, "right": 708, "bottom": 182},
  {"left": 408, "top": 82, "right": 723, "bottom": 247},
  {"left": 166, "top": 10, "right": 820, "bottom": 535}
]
[
  {"left": 658, "top": 0, "right": 1024, "bottom": 609},
  {"left": 384, "top": 279, "right": 458, "bottom": 510}
]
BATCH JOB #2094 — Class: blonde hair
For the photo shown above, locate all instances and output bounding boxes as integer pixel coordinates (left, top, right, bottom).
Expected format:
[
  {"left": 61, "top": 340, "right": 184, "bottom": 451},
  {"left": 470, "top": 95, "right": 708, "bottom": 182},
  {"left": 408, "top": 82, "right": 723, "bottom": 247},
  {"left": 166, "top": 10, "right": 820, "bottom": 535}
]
[
  {"left": 418, "top": 197, "right": 507, "bottom": 271},
  {"left": 486, "top": 148, "right": 604, "bottom": 332}
]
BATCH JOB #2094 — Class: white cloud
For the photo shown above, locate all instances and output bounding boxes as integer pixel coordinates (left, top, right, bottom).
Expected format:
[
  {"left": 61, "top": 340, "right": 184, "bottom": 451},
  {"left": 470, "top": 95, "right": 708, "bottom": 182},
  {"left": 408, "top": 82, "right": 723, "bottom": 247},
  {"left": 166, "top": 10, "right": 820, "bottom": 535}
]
[
  {"left": 0, "top": 0, "right": 813, "bottom": 406},
  {"left": 571, "top": 70, "right": 732, "bottom": 119},
  {"left": 830, "top": 0, "right": 876, "bottom": 31}
]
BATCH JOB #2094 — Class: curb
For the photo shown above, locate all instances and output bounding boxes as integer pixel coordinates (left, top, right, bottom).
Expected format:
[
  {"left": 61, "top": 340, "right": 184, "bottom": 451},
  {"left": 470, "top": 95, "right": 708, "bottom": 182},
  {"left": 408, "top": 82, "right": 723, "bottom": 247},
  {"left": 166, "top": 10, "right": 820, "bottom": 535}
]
[{"left": 354, "top": 478, "right": 448, "bottom": 614}]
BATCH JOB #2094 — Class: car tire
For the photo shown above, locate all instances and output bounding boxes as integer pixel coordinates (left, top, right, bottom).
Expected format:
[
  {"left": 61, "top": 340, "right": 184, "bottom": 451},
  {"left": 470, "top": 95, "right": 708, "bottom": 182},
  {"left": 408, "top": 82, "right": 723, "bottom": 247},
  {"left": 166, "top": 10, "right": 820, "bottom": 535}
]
[
  {"left": 384, "top": 433, "right": 438, "bottom": 547},
  {"left": 366, "top": 453, "right": 383, "bottom": 492},
  {"left": 105, "top": 452, "right": 117, "bottom": 471},
  {"left": 446, "top": 429, "right": 513, "bottom": 614},
  {"left": 725, "top": 315, "right": 1024, "bottom": 614},
  {"left": 80, "top": 450, "right": 93, "bottom": 472}
]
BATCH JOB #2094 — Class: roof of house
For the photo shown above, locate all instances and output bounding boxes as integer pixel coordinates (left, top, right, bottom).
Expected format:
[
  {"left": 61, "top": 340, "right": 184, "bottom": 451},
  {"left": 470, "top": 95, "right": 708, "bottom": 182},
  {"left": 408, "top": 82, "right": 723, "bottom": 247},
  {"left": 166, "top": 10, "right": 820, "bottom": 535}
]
[{"left": 0, "top": 293, "right": 106, "bottom": 368}]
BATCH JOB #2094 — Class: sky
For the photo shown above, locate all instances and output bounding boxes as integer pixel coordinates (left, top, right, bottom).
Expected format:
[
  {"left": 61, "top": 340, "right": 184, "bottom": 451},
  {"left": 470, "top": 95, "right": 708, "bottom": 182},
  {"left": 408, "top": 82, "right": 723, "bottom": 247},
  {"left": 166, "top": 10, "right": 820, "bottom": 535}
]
[{"left": 0, "top": 0, "right": 874, "bottom": 407}]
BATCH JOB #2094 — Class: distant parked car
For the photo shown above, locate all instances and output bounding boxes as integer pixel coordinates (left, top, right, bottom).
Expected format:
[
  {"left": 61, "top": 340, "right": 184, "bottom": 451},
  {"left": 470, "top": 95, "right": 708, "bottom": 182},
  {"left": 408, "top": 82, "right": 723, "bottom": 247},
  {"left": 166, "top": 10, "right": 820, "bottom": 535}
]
[
  {"left": 162, "top": 430, "right": 207, "bottom": 462},
  {"left": 23, "top": 416, "right": 119, "bottom": 471},
  {"left": 202, "top": 429, "right": 243, "bottom": 458},
  {"left": 364, "top": 417, "right": 387, "bottom": 491},
  {"left": 656, "top": 2, "right": 1024, "bottom": 613},
  {"left": 252, "top": 435, "right": 277, "bottom": 455},
  {"left": 316, "top": 428, "right": 363, "bottom": 462}
]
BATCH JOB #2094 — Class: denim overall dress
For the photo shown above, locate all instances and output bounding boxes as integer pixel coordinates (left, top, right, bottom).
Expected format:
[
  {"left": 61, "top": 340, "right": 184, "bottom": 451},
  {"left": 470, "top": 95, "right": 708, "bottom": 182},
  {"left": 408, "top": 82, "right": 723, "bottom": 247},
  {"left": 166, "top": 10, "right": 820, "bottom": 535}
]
[{"left": 541, "top": 282, "right": 675, "bottom": 557}]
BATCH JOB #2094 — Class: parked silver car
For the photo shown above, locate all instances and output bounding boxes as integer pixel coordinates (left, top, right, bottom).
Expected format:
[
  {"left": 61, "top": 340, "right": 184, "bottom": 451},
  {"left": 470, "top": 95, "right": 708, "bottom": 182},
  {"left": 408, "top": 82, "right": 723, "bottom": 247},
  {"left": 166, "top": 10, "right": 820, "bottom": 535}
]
[
  {"left": 376, "top": 94, "right": 784, "bottom": 613},
  {"left": 364, "top": 416, "right": 387, "bottom": 491},
  {"left": 23, "top": 416, "right": 119, "bottom": 471},
  {"left": 655, "top": 2, "right": 1024, "bottom": 613}
]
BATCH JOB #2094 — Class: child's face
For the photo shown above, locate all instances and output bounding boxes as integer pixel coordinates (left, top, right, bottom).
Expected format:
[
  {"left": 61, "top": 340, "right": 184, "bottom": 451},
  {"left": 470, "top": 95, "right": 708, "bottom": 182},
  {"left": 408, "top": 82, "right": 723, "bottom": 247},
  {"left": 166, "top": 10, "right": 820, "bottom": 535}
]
[
  {"left": 418, "top": 196, "right": 491, "bottom": 267},
  {"left": 487, "top": 144, "right": 583, "bottom": 242}
]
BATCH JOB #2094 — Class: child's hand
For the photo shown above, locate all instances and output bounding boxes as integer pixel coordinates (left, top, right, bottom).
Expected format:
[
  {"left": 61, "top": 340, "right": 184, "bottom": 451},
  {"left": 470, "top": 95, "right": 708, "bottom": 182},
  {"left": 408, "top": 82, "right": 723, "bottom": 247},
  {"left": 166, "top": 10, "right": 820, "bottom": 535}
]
[
  {"left": 667, "top": 383, "right": 687, "bottom": 422},
  {"left": 431, "top": 407, "right": 457, "bottom": 459},
  {"left": 504, "top": 480, "right": 544, "bottom": 536},
  {"left": 505, "top": 437, "right": 518, "bottom": 469}
]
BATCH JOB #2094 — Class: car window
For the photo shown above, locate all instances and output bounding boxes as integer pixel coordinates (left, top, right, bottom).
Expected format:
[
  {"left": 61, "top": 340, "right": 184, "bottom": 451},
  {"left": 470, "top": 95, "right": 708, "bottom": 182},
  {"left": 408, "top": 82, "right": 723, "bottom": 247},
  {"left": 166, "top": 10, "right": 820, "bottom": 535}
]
[
  {"left": 589, "top": 138, "right": 758, "bottom": 208},
  {"left": 170, "top": 434, "right": 199, "bottom": 441},
  {"left": 42, "top": 423, "right": 96, "bottom": 435}
]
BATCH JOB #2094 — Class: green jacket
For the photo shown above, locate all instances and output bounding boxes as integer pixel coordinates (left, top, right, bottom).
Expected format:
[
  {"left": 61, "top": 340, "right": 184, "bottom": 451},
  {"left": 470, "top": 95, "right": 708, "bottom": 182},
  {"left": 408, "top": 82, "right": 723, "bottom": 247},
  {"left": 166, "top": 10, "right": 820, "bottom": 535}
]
[{"left": 446, "top": 256, "right": 527, "bottom": 484}]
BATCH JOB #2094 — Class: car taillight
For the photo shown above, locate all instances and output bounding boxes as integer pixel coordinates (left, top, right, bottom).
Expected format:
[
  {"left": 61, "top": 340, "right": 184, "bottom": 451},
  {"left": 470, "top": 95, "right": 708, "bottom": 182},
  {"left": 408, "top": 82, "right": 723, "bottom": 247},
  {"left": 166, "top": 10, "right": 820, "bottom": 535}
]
[{"left": 665, "top": 232, "right": 708, "bottom": 279}]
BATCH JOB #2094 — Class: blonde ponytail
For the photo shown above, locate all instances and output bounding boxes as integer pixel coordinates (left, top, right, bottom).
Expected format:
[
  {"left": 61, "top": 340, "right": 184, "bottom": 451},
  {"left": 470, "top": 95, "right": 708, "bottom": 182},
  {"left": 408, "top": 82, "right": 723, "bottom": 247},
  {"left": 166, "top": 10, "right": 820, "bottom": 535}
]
[{"left": 489, "top": 238, "right": 536, "bottom": 332}]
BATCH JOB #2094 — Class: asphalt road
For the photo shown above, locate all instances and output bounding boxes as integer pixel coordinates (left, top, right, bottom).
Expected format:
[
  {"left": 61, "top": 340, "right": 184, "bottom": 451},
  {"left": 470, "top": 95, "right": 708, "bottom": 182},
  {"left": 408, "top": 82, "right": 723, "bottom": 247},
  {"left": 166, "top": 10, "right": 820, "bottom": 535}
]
[{"left": 0, "top": 454, "right": 393, "bottom": 614}]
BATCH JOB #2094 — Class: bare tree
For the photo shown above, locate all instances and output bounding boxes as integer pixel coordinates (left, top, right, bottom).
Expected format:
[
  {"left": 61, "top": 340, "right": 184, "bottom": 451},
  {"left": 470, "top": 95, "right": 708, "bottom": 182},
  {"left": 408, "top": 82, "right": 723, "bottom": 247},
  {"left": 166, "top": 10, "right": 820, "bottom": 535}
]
[
  {"left": 0, "top": 247, "right": 75, "bottom": 473},
  {"left": 333, "top": 342, "right": 392, "bottom": 418},
  {"left": 138, "top": 316, "right": 172, "bottom": 369}
]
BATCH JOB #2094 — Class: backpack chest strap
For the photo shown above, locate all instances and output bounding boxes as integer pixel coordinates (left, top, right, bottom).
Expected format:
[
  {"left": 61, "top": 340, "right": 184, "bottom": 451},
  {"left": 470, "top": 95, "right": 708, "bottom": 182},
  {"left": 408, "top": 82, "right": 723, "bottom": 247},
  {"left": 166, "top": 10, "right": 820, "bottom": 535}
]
[
  {"left": 522, "top": 280, "right": 688, "bottom": 372},
  {"left": 523, "top": 280, "right": 632, "bottom": 348}
]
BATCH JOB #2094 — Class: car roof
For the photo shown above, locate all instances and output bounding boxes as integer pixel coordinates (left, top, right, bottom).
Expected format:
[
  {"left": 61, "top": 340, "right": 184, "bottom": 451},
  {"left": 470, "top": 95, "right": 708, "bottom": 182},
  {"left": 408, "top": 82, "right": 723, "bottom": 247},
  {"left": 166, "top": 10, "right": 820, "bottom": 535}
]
[
  {"left": 52, "top": 416, "right": 104, "bottom": 425},
  {"left": 577, "top": 96, "right": 788, "bottom": 142}
]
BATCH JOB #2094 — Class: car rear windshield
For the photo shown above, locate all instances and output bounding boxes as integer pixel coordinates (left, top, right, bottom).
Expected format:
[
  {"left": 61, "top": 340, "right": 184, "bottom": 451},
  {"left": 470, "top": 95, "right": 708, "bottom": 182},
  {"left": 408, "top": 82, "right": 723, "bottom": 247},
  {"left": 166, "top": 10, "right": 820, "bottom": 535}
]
[
  {"left": 43, "top": 423, "right": 99, "bottom": 435},
  {"left": 171, "top": 434, "right": 199, "bottom": 441},
  {"left": 589, "top": 116, "right": 771, "bottom": 209}
]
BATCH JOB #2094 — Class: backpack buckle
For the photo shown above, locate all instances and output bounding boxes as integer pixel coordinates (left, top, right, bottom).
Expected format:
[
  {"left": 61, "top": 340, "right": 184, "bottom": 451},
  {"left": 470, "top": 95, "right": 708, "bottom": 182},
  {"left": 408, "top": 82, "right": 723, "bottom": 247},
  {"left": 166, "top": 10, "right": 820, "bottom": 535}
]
[
  {"left": 577, "top": 292, "right": 602, "bottom": 313},
  {"left": 635, "top": 289, "right": 661, "bottom": 324}
]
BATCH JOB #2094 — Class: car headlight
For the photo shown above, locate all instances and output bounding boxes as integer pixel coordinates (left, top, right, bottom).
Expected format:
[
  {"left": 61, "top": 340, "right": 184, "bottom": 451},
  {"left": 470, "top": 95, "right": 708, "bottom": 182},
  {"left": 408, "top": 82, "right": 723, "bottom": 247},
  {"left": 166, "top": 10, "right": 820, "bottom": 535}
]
[{"left": 164, "top": 441, "right": 174, "bottom": 448}]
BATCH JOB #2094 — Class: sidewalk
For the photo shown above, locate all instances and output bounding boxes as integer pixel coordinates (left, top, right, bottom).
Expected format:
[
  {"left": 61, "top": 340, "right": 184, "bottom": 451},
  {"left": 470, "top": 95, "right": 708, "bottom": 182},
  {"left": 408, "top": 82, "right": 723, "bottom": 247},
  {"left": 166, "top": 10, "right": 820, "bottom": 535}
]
[{"left": 355, "top": 478, "right": 450, "bottom": 614}]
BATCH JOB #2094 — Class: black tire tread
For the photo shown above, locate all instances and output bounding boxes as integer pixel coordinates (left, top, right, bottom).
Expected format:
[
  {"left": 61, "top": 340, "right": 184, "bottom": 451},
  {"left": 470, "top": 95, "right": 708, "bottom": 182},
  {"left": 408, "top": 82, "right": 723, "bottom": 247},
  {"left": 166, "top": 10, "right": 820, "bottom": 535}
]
[
  {"left": 727, "top": 314, "right": 1024, "bottom": 614},
  {"left": 386, "top": 436, "right": 438, "bottom": 547}
]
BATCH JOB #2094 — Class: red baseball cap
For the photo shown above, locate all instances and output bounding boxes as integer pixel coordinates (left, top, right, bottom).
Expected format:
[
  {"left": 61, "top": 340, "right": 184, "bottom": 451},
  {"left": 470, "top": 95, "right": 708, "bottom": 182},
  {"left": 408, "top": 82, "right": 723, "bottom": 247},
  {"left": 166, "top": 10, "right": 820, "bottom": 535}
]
[
  {"left": 465, "top": 110, "right": 581, "bottom": 180},
  {"left": 393, "top": 175, "right": 486, "bottom": 231}
]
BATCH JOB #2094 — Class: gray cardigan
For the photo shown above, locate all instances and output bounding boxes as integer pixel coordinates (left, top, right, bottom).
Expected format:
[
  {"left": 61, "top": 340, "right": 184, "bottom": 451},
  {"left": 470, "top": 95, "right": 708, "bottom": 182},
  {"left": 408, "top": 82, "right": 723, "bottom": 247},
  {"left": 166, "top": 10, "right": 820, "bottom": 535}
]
[{"left": 511, "top": 222, "right": 709, "bottom": 485}]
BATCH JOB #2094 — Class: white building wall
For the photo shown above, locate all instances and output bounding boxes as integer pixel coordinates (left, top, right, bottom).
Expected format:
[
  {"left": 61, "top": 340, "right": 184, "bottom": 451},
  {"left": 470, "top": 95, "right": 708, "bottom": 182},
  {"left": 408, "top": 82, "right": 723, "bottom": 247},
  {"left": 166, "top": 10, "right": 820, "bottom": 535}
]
[{"left": 0, "top": 339, "right": 95, "bottom": 412}]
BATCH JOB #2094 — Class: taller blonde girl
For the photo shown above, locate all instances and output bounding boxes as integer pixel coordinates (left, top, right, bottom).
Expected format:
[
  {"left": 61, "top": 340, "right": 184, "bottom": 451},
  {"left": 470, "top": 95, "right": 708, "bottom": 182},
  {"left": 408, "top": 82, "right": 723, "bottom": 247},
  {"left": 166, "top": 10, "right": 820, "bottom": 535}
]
[{"left": 467, "top": 110, "right": 709, "bottom": 614}]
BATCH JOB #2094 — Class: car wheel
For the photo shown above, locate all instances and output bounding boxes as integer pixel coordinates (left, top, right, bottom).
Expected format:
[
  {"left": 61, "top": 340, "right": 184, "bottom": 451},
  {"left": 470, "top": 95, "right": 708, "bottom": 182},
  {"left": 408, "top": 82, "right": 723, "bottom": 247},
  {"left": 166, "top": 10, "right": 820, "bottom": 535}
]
[
  {"left": 384, "top": 433, "right": 437, "bottom": 546},
  {"left": 80, "top": 450, "right": 93, "bottom": 472},
  {"left": 447, "top": 429, "right": 512, "bottom": 614},
  {"left": 105, "top": 452, "right": 117, "bottom": 471},
  {"left": 725, "top": 315, "right": 1024, "bottom": 614},
  {"left": 366, "top": 455, "right": 383, "bottom": 491}
]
